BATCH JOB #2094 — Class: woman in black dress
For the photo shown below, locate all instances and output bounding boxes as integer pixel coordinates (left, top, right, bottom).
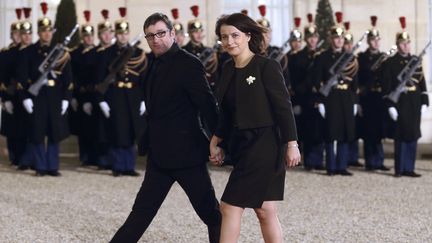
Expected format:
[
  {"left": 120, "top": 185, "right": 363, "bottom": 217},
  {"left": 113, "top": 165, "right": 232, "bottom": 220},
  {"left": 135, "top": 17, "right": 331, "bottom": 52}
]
[{"left": 209, "top": 13, "right": 301, "bottom": 242}]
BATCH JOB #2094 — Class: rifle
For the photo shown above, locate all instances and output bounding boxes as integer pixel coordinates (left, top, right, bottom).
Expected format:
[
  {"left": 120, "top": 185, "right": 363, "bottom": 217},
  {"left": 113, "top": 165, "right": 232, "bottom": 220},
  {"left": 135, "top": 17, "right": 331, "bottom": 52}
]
[
  {"left": 95, "top": 33, "right": 143, "bottom": 94},
  {"left": 385, "top": 40, "right": 431, "bottom": 103},
  {"left": 370, "top": 45, "right": 397, "bottom": 71},
  {"left": 319, "top": 31, "right": 369, "bottom": 97},
  {"left": 199, "top": 41, "right": 221, "bottom": 66},
  {"left": 28, "top": 24, "right": 79, "bottom": 96},
  {"left": 268, "top": 38, "right": 291, "bottom": 62}
]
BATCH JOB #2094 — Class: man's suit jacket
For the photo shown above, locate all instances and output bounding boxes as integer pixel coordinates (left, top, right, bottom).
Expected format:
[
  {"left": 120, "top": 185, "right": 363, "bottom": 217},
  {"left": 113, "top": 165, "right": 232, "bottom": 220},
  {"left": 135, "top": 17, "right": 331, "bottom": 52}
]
[
  {"left": 143, "top": 43, "right": 218, "bottom": 169},
  {"left": 215, "top": 55, "right": 297, "bottom": 144}
]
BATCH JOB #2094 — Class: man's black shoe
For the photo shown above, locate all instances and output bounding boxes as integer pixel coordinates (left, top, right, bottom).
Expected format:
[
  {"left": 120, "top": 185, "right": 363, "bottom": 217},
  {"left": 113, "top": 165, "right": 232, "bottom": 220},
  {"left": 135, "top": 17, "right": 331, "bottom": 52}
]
[
  {"left": 124, "top": 171, "right": 140, "bottom": 176},
  {"left": 47, "top": 171, "right": 61, "bottom": 177},
  {"left": 377, "top": 165, "right": 390, "bottom": 171},
  {"left": 402, "top": 171, "right": 421, "bottom": 177},
  {"left": 338, "top": 170, "right": 353, "bottom": 176}
]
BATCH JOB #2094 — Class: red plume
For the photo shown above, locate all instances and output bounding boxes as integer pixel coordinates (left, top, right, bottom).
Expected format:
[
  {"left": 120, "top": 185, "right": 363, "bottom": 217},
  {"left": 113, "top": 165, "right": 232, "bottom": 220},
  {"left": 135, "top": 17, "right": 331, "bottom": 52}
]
[
  {"left": 241, "top": 9, "right": 248, "bottom": 15},
  {"left": 307, "top": 13, "right": 313, "bottom": 23},
  {"left": 370, "top": 16, "right": 377, "bottom": 27},
  {"left": 23, "top": 8, "right": 32, "bottom": 19},
  {"left": 84, "top": 10, "right": 91, "bottom": 22},
  {"left": 335, "top": 11, "right": 343, "bottom": 24},
  {"left": 344, "top": 21, "right": 350, "bottom": 31},
  {"left": 399, "top": 16, "right": 406, "bottom": 29},
  {"left": 294, "top": 17, "right": 301, "bottom": 28},
  {"left": 40, "top": 2, "right": 48, "bottom": 16},
  {"left": 171, "top": 8, "right": 179, "bottom": 20},
  {"left": 15, "top": 8, "right": 22, "bottom": 20},
  {"left": 119, "top": 7, "right": 126, "bottom": 18},
  {"left": 258, "top": 5, "right": 266, "bottom": 17},
  {"left": 101, "top": 9, "right": 109, "bottom": 20},
  {"left": 190, "top": 5, "right": 199, "bottom": 18}
]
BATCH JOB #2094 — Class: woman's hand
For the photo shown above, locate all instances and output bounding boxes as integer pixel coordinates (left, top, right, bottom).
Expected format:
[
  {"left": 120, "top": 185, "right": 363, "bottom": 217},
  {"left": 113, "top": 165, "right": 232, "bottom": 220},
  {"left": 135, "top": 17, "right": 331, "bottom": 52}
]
[
  {"left": 285, "top": 141, "right": 301, "bottom": 168},
  {"left": 209, "top": 135, "right": 224, "bottom": 166}
]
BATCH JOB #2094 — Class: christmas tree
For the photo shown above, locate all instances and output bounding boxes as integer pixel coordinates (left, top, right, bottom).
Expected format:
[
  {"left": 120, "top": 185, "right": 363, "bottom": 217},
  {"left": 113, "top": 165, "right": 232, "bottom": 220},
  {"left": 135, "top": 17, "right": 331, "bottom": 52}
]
[
  {"left": 52, "top": 0, "right": 79, "bottom": 47},
  {"left": 315, "top": 0, "right": 335, "bottom": 49}
]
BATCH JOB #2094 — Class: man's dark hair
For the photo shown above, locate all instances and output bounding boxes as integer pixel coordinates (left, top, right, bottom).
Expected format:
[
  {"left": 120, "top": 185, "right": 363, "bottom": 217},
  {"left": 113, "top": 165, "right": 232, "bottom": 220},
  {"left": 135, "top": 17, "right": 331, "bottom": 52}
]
[
  {"left": 143, "top": 13, "right": 173, "bottom": 32},
  {"left": 215, "top": 13, "right": 267, "bottom": 54}
]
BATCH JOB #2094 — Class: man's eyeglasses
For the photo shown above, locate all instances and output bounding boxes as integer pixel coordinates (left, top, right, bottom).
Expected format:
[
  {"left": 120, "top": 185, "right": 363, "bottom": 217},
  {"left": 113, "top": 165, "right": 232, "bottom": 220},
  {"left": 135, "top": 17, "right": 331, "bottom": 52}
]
[{"left": 145, "top": 30, "right": 170, "bottom": 40}]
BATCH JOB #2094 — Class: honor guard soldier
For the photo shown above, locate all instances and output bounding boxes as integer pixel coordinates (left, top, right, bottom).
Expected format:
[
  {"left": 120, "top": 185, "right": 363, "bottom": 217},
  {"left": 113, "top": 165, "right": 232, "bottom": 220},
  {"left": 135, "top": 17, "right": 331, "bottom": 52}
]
[
  {"left": 288, "top": 17, "right": 303, "bottom": 55},
  {"left": 95, "top": 7, "right": 147, "bottom": 176},
  {"left": 183, "top": 5, "right": 219, "bottom": 88},
  {"left": 257, "top": 4, "right": 290, "bottom": 88},
  {"left": 312, "top": 12, "right": 359, "bottom": 176},
  {"left": 0, "top": 8, "right": 23, "bottom": 166},
  {"left": 382, "top": 17, "right": 429, "bottom": 177},
  {"left": 92, "top": 9, "right": 115, "bottom": 169},
  {"left": 343, "top": 21, "right": 363, "bottom": 168},
  {"left": 289, "top": 13, "right": 325, "bottom": 170},
  {"left": 16, "top": 2, "right": 73, "bottom": 176},
  {"left": 70, "top": 10, "right": 97, "bottom": 166},
  {"left": 357, "top": 16, "right": 390, "bottom": 171},
  {"left": 171, "top": 8, "right": 186, "bottom": 46}
]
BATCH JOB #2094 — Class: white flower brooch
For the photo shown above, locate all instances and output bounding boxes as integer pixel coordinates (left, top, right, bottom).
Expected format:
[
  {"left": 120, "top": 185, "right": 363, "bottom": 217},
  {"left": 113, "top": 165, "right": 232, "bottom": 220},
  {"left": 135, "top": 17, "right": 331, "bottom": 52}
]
[{"left": 246, "top": 76, "right": 256, "bottom": 85}]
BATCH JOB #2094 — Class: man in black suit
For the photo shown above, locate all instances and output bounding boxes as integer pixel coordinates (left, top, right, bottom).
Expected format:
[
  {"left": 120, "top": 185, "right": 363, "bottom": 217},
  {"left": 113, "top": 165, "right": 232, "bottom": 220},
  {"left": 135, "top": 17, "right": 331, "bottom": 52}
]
[{"left": 110, "top": 13, "right": 221, "bottom": 243}]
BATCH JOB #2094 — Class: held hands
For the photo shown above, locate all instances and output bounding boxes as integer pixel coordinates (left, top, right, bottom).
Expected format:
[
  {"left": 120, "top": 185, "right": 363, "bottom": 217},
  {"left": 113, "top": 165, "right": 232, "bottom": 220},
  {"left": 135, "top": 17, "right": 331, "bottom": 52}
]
[
  {"left": 23, "top": 98, "right": 34, "bottom": 114},
  {"left": 388, "top": 107, "right": 398, "bottom": 121},
  {"left": 353, "top": 104, "right": 359, "bottom": 116},
  {"left": 285, "top": 142, "right": 301, "bottom": 168},
  {"left": 83, "top": 102, "right": 92, "bottom": 115},
  {"left": 61, "top": 100, "right": 69, "bottom": 115},
  {"left": 99, "top": 101, "right": 110, "bottom": 118},
  {"left": 317, "top": 103, "right": 325, "bottom": 118},
  {"left": 4, "top": 101, "right": 14, "bottom": 114},
  {"left": 209, "top": 135, "right": 224, "bottom": 166}
]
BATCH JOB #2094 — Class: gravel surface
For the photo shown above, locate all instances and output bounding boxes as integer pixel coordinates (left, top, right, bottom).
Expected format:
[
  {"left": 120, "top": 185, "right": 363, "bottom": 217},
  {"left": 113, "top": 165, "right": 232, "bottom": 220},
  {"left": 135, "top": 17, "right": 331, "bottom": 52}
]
[{"left": 0, "top": 158, "right": 431, "bottom": 243}]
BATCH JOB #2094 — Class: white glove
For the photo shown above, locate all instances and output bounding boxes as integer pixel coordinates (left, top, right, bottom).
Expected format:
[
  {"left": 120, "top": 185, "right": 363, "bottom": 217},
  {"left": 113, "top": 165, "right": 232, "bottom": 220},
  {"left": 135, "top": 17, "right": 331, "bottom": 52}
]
[
  {"left": 23, "top": 98, "right": 33, "bottom": 114},
  {"left": 357, "top": 104, "right": 363, "bottom": 117},
  {"left": 421, "top": 104, "right": 428, "bottom": 114},
  {"left": 61, "top": 100, "right": 69, "bottom": 115},
  {"left": 353, "top": 104, "right": 358, "bottom": 116},
  {"left": 139, "top": 101, "right": 146, "bottom": 116},
  {"left": 99, "top": 101, "right": 110, "bottom": 118},
  {"left": 293, "top": 105, "right": 302, "bottom": 115},
  {"left": 388, "top": 107, "right": 398, "bottom": 121},
  {"left": 318, "top": 103, "right": 325, "bottom": 118},
  {"left": 83, "top": 102, "right": 92, "bottom": 115},
  {"left": 4, "top": 101, "right": 14, "bottom": 114},
  {"left": 71, "top": 98, "right": 78, "bottom": 112}
]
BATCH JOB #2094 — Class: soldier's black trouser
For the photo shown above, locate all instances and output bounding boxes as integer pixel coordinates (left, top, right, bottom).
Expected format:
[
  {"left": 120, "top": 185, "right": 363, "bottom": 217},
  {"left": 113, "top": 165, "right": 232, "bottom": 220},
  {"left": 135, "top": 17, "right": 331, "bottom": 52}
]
[{"left": 110, "top": 162, "right": 221, "bottom": 243}]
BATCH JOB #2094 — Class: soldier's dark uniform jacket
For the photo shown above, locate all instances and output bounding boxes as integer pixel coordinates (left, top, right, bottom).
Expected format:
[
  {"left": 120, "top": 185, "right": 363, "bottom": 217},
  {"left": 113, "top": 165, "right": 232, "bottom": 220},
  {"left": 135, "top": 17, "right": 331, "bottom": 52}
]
[
  {"left": 70, "top": 43, "right": 96, "bottom": 135},
  {"left": 1, "top": 43, "right": 28, "bottom": 139},
  {"left": 16, "top": 41, "right": 72, "bottom": 144},
  {"left": 357, "top": 49, "right": 386, "bottom": 142},
  {"left": 266, "top": 45, "right": 290, "bottom": 89},
  {"left": 183, "top": 41, "right": 219, "bottom": 88},
  {"left": 382, "top": 52, "right": 429, "bottom": 141},
  {"left": 290, "top": 46, "right": 324, "bottom": 142},
  {"left": 312, "top": 48, "right": 358, "bottom": 142},
  {"left": 95, "top": 43, "right": 147, "bottom": 147}
]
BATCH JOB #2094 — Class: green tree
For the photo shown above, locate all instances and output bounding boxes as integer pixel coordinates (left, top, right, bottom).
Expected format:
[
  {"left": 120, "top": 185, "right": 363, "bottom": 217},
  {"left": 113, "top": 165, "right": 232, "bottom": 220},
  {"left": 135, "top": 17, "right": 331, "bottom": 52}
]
[
  {"left": 315, "top": 0, "right": 335, "bottom": 49},
  {"left": 52, "top": 0, "right": 79, "bottom": 47}
]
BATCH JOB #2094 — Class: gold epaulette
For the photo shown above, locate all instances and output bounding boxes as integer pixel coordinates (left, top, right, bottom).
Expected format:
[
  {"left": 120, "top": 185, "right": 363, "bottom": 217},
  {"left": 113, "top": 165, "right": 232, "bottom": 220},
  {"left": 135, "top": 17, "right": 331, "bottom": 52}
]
[
  {"left": 97, "top": 46, "right": 106, "bottom": 52},
  {"left": 0, "top": 47, "right": 8, "bottom": 52},
  {"left": 68, "top": 83, "right": 74, "bottom": 90},
  {"left": 69, "top": 46, "right": 79, "bottom": 52},
  {"left": 82, "top": 45, "right": 95, "bottom": 54}
]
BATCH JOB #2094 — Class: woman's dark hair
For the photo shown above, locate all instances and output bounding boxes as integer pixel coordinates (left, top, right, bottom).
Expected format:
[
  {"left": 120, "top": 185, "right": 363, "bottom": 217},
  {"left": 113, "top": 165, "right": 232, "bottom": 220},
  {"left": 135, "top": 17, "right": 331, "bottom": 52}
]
[
  {"left": 215, "top": 13, "right": 267, "bottom": 54},
  {"left": 143, "top": 12, "right": 173, "bottom": 32}
]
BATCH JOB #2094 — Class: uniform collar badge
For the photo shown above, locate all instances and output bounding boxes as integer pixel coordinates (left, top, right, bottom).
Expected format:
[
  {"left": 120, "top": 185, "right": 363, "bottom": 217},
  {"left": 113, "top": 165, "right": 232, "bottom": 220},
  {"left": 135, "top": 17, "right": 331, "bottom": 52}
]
[{"left": 246, "top": 76, "right": 256, "bottom": 85}]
